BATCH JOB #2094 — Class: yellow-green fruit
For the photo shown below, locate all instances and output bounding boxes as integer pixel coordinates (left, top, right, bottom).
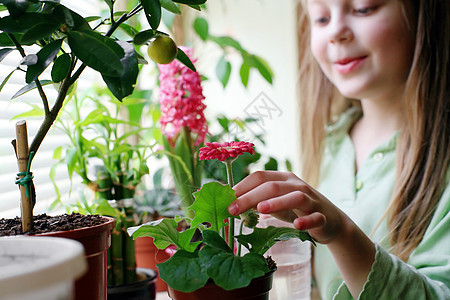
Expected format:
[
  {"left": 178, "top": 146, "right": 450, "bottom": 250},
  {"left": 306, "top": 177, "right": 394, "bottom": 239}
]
[{"left": 147, "top": 35, "right": 178, "bottom": 64}]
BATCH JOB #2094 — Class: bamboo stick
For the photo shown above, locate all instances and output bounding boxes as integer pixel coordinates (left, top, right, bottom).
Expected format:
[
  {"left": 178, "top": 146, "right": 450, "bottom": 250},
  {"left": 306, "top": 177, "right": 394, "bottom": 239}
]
[{"left": 15, "top": 121, "right": 33, "bottom": 232}]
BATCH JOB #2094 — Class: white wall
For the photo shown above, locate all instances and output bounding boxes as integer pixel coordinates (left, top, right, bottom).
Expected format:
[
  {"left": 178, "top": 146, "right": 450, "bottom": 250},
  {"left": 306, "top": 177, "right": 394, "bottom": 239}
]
[{"left": 192, "top": 0, "right": 301, "bottom": 171}]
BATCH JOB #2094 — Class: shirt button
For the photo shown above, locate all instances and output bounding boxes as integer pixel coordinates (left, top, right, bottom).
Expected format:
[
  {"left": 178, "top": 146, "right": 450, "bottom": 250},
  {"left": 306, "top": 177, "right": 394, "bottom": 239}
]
[
  {"left": 373, "top": 152, "right": 384, "bottom": 162},
  {"left": 356, "top": 179, "right": 363, "bottom": 191}
]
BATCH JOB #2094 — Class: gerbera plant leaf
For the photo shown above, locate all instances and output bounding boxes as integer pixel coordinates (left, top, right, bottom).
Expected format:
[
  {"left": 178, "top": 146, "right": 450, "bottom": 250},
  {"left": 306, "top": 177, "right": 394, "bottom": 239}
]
[
  {"left": 157, "top": 250, "right": 209, "bottom": 293},
  {"left": 128, "top": 218, "right": 200, "bottom": 252},
  {"left": 236, "top": 226, "right": 316, "bottom": 255},
  {"left": 189, "top": 182, "right": 235, "bottom": 234},
  {"left": 199, "top": 233, "right": 269, "bottom": 290}
]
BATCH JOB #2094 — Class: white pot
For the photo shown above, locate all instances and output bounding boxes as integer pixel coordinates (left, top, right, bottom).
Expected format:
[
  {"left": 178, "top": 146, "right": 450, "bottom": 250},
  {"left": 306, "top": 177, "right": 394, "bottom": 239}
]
[{"left": 0, "top": 236, "right": 87, "bottom": 300}]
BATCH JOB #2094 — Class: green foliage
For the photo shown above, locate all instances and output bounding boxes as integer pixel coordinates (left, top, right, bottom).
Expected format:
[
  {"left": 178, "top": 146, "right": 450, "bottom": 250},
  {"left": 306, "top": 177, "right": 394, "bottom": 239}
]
[
  {"left": 190, "top": 182, "right": 234, "bottom": 233},
  {"left": 191, "top": 17, "right": 274, "bottom": 87},
  {"left": 129, "top": 182, "right": 315, "bottom": 292},
  {"left": 236, "top": 226, "right": 316, "bottom": 255},
  {"left": 130, "top": 218, "right": 201, "bottom": 252},
  {"left": 50, "top": 87, "right": 159, "bottom": 206},
  {"left": 0, "top": 0, "right": 204, "bottom": 173}
]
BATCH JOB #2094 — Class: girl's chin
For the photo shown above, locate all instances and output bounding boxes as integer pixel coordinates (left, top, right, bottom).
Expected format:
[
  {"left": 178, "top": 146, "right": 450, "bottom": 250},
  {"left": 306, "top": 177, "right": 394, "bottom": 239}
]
[{"left": 333, "top": 81, "right": 372, "bottom": 99}]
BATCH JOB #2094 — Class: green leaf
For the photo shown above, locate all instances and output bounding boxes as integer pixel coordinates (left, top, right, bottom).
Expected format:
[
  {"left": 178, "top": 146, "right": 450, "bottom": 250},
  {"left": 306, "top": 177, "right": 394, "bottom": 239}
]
[
  {"left": 20, "top": 54, "right": 38, "bottom": 66},
  {"left": 176, "top": 47, "right": 196, "bottom": 72},
  {"left": 0, "top": 12, "right": 56, "bottom": 33},
  {"left": 26, "top": 39, "right": 63, "bottom": 83},
  {"left": 210, "top": 36, "right": 244, "bottom": 52},
  {"left": 187, "top": 4, "right": 201, "bottom": 11},
  {"left": 264, "top": 157, "right": 278, "bottom": 171},
  {"left": 172, "top": 0, "right": 206, "bottom": 4},
  {"left": 193, "top": 17, "right": 208, "bottom": 41},
  {"left": 190, "top": 182, "right": 235, "bottom": 234},
  {"left": 53, "top": 146, "right": 63, "bottom": 160},
  {"left": 141, "top": 0, "right": 162, "bottom": 30},
  {"left": 217, "top": 116, "right": 229, "bottom": 131},
  {"left": 51, "top": 53, "right": 71, "bottom": 83},
  {"left": 133, "top": 29, "right": 156, "bottom": 45},
  {"left": 0, "top": 69, "right": 16, "bottom": 93},
  {"left": 285, "top": 159, "right": 293, "bottom": 172},
  {"left": 67, "top": 30, "right": 124, "bottom": 77},
  {"left": 84, "top": 16, "right": 102, "bottom": 23},
  {"left": 21, "top": 22, "right": 60, "bottom": 43},
  {"left": 0, "top": 32, "right": 34, "bottom": 46},
  {"left": 52, "top": 5, "right": 91, "bottom": 31},
  {"left": 215, "top": 55, "right": 231, "bottom": 88},
  {"left": 157, "top": 250, "right": 209, "bottom": 292},
  {"left": 10, "top": 104, "right": 44, "bottom": 120},
  {"left": 102, "top": 0, "right": 113, "bottom": 11},
  {"left": 65, "top": 147, "right": 78, "bottom": 180},
  {"left": 102, "top": 41, "right": 139, "bottom": 101},
  {"left": 248, "top": 55, "right": 273, "bottom": 84},
  {"left": 0, "top": 48, "right": 14, "bottom": 62},
  {"left": 199, "top": 232, "right": 269, "bottom": 290},
  {"left": 11, "top": 80, "right": 52, "bottom": 100},
  {"left": 236, "top": 226, "right": 315, "bottom": 255},
  {"left": 118, "top": 23, "right": 140, "bottom": 38},
  {"left": 160, "top": 0, "right": 181, "bottom": 15},
  {"left": 128, "top": 218, "right": 200, "bottom": 252},
  {"left": 201, "top": 229, "right": 232, "bottom": 254},
  {"left": 1, "top": 0, "right": 29, "bottom": 18},
  {"left": 239, "top": 61, "right": 250, "bottom": 87}
]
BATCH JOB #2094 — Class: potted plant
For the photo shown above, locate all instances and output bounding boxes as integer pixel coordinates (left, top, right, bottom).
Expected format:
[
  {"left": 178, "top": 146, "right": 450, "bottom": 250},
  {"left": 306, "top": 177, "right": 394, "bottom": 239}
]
[
  {"left": 133, "top": 167, "right": 182, "bottom": 292},
  {"left": 0, "top": 0, "right": 207, "bottom": 298},
  {"left": 49, "top": 88, "right": 169, "bottom": 299},
  {"left": 129, "top": 141, "right": 315, "bottom": 299}
]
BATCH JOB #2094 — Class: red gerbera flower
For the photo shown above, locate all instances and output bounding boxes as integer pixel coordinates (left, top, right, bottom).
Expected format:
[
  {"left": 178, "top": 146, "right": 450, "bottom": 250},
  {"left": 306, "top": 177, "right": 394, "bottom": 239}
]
[{"left": 199, "top": 141, "right": 255, "bottom": 161}]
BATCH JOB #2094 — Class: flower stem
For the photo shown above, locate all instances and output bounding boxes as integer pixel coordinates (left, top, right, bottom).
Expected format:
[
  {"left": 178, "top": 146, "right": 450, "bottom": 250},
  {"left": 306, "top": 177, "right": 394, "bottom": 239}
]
[
  {"left": 225, "top": 159, "right": 235, "bottom": 251},
  {"left": 237, "top": 219, "right": 244, "bottom": 256}
]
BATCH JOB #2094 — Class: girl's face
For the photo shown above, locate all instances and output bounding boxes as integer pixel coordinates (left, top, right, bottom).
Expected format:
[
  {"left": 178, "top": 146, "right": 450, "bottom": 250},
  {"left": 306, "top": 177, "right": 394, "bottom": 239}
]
[{"left": 307, "top": 0, "right": 416, "bottom": 101}]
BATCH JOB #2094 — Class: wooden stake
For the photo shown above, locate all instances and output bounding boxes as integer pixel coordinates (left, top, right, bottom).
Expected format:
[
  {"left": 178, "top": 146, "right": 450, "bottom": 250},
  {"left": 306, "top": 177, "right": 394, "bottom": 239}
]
[{"left": 15, "top": 120, "right": 33, "bottom": 232}]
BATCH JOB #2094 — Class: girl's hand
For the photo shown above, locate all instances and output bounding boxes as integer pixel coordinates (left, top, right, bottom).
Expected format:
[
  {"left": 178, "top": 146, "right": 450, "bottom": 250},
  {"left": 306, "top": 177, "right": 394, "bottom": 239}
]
[
  {"left": 229, "top": 170, "right": 376, "bottom": 298},
  {"left": 229, "top": 170, "right": 347, "bottom": 244}
]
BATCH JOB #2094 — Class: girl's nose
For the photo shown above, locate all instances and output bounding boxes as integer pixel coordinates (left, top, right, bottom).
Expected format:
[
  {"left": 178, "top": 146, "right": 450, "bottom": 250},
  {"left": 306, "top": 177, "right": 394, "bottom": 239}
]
[{"left": 329, "top": 16, "right": 353, "bottom": 44}]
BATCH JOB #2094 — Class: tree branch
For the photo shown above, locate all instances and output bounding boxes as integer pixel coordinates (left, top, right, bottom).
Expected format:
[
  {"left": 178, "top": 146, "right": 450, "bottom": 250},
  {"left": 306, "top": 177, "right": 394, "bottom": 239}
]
[{"left": 35, "top": 80, "right": 50, "bottom": 115}]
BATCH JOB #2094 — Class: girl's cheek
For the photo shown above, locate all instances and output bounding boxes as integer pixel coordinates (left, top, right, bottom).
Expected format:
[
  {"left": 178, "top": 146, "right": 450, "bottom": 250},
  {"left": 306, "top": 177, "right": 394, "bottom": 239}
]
[{"left": 310, "top": 33, "right": 329, "bottom": 72}]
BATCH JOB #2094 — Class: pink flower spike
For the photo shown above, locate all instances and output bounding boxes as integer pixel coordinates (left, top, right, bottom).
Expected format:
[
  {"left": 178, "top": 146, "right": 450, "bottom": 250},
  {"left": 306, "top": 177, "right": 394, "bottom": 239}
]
[
  {"left": 158, "top": 47, "right": 208, "bottom": 146},
  {"left": 199, "top": 141, "right": 255, "bottom": 161}
]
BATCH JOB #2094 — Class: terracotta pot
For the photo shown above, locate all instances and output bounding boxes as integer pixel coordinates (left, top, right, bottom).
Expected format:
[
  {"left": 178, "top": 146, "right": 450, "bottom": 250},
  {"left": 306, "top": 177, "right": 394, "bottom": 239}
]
[
  {"left": 135, "top": 236, "right": 171, "bottom": 292},
  {"left": 37, "top": 216, "right": 115, "bottom": 300},
  {"left": 107, "top": 268, "right": 157, "bottom": 300},
  {"left": 167, "top": 269, "right": 276, "bottom": 300}
]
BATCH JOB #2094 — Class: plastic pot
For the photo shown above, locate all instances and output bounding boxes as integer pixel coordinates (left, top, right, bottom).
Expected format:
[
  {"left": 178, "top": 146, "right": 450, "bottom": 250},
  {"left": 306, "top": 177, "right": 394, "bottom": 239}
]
[
  {"left": 107, "top": 267, "right": 157, "bottom": 300},
  {"left": 167, "top": 268, "right": 276, "bottom": 300},
  {"left": 135, "top": 236, "right": 172, "bottom": 292},
  {"left": 0, "top": 236, "right": 87, "bottom": 300},
  {"left": 38, "top": 216, "right": 115, "bottom": 300}
]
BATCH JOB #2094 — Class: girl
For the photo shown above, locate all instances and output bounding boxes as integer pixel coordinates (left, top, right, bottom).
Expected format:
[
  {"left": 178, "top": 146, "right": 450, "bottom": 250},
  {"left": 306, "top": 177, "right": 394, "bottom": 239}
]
[{"left": 228, "top": 0, "right": 449, "bottom": 299}]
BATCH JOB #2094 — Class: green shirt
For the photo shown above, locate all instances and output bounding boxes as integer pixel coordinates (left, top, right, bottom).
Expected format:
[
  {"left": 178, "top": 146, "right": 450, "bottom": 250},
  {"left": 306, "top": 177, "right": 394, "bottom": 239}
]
[{"left": 313, "top": 108, "right": 450, "bottom": 299}]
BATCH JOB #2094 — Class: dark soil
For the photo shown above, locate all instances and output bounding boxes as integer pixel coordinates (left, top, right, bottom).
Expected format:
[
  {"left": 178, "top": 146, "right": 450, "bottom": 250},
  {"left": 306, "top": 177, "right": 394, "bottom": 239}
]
[{"left": 0, "top": 212, "right": 107, "bottom": 236}]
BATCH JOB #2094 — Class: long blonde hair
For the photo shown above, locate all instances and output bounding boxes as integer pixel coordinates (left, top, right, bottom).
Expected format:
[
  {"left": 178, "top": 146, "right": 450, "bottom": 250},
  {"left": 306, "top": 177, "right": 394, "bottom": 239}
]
[{"left": 297, "top": 0, "right": 450, "bottom": 261}]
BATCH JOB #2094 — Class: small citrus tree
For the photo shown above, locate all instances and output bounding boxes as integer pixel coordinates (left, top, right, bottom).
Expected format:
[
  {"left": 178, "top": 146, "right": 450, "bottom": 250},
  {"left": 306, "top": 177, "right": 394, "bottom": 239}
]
[{"left": 0, "top": 0, "right": 207, "bottom": 231}]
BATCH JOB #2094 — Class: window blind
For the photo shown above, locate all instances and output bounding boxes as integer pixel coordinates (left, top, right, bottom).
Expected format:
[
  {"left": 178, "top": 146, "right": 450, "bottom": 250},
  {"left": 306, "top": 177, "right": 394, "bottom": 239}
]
[{"left": 0, "top": 1, "right": 100, "bottom": 218}]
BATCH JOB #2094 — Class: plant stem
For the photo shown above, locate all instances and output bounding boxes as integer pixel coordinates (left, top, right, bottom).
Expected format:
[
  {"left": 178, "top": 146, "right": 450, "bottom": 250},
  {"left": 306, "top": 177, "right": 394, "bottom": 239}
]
[
  {"left": 225, "top": 159, "right": 235, "bottom": 251},
  {"left": 29, "top": 75, "right": 72, "bottom": 155},
  {"left": 237, "top": 219, "right": 245, "bottom": 256}
]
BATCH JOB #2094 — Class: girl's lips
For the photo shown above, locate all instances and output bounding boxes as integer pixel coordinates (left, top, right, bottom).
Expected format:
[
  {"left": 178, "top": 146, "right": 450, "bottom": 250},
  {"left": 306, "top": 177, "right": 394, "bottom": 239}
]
[{"left": 334, "top": 56, "right": 367, "bottom": 74}]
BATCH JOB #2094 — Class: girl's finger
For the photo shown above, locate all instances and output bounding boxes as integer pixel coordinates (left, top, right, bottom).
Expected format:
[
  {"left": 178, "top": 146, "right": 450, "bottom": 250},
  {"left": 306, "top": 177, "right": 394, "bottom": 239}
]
[
  {"left": 233, "top": 171, "right": 291, "bottom": 198},
  {"left": 256, "top": 190, "right": 314, "bottom": 214},
  {"left": 230, "top": 180, "right": 300, "bottom": 215},
  {"left": 293, "top": 212, "right": 326, "bottom": 231}
]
